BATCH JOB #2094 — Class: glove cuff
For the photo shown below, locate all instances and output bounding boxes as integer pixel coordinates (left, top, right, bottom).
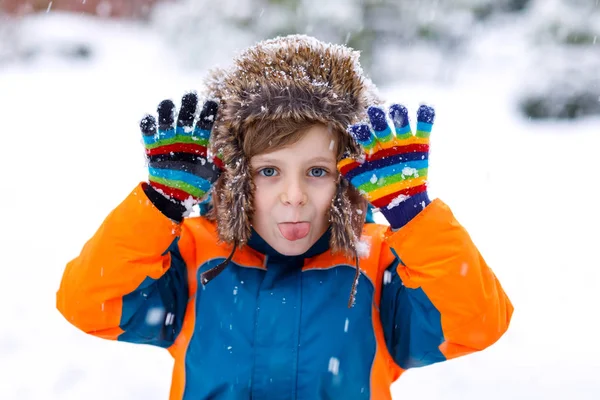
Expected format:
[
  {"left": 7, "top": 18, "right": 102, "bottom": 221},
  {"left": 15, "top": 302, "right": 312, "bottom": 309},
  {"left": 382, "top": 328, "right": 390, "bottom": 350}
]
[
  {"left": 143, "top": 182, "right": 187, "bottom": 223},
  {"left": 379, "top": 191, "right": 431, "bottom": 230}
]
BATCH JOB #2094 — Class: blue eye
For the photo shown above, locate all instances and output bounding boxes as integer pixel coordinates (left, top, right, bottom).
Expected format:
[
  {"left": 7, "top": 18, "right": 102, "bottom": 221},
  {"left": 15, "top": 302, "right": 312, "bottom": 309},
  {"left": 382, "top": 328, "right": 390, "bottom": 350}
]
[
  {"left": 259, "top": 168, "right": 277, "bottom": 177},
  {"left": 309, "top": 168, "right": 327, "bottom": 177}
]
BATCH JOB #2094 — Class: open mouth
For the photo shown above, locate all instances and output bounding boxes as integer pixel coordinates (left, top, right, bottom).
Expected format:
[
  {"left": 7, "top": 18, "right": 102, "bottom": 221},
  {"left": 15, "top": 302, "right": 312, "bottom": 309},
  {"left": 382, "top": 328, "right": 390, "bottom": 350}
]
[{"left": 277, "top": 222, "right": 310, "bottom": 241}]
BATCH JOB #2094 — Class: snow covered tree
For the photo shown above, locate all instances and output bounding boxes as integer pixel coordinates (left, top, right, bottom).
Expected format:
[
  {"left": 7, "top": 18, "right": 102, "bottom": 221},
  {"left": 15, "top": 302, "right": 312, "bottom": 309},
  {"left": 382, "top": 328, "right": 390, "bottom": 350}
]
[
  {"left": 517, "top": 0, "right": 600, "bottom": 119},
  {"left": 150, "top": 0, "right": 598, "bottom": 119},
  {"left": 149, "top": 0, "right": 532, "bottom": 81}
]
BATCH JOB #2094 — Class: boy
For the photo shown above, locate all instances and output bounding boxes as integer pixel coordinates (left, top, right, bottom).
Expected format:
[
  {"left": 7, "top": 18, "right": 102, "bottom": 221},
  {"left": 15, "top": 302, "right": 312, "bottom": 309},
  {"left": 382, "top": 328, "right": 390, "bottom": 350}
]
[{"left": 57, "top": 35, "right": 513, "bottom": 399}]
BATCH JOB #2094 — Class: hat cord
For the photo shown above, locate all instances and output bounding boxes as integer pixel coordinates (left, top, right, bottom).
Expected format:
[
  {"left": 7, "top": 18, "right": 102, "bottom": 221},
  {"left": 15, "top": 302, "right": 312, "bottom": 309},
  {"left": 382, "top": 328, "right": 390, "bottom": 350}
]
[
  {"left": 347, "top": 250, "right": 361, "bottom": 308},
  {"left": 200, "top": 243, "right": 238, "bottom": 285}
]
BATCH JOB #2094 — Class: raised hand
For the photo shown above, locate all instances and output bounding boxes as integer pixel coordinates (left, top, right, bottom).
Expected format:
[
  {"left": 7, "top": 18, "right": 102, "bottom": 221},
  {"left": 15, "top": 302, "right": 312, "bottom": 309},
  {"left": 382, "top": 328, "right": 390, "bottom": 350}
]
[
  {"left": 338, "top": 104, "right": 435, "bottom": 229},
  {"left": 140, "top": 92, "right": 222, "bottom": 208}
]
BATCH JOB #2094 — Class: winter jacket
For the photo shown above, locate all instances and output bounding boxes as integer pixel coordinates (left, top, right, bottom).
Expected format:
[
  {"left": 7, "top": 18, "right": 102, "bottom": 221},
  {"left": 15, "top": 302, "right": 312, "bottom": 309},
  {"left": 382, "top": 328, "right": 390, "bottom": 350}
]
[{"left": 56, "top": 183, "right": 513, "bottom": 400}]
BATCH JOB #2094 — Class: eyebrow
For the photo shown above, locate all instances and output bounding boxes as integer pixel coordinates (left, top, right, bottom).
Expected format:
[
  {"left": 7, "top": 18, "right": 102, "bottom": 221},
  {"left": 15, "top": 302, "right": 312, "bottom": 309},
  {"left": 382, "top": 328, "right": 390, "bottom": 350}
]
[{"left": 253, "top": 156, "right": 335, "bottom": 164}]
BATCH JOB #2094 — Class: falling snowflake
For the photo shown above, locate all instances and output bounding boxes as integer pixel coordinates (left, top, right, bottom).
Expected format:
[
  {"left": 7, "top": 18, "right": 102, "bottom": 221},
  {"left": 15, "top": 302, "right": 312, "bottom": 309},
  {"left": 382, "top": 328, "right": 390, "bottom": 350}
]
[
  {"left": 460, "top": 262, "right": 469, "bottom": 276},
  {"left": 165, "top": 312, "right": 175, "bottom": 326},
  {"left": 383, "top": 270, "right": 392, "bottom": 284},
  {"left": 355, "top": 236, "right": 372, "bottom": 258},
  {"left": 328, "top": 357, "right": 340, "bottom": 375},
  {"left": 145, "top": 307, "right": 165, "bottom": 326}
]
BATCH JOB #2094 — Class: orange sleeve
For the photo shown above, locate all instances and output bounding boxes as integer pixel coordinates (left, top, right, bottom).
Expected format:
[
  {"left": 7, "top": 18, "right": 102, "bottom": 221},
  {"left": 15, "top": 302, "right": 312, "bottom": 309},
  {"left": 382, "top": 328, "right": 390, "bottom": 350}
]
[
  {"left": 383, "top": 198, "right": 513, "bottom": 363},
  {"left": 56, "top": 183, "right": 196, "bottom": 347}
]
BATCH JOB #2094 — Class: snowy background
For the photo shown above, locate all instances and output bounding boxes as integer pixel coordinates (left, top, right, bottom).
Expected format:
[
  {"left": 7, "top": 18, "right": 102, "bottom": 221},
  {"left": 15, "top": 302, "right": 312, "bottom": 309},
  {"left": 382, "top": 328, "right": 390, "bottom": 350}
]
[{"left": 1, "top": 1, "right": 599, "bottom": 399}]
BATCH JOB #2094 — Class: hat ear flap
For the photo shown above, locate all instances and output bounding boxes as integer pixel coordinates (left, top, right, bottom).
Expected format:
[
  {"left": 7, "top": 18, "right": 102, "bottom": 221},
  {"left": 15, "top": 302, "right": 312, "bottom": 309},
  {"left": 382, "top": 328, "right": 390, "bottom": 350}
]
[
  {"left": 329, "top": 176, "right": 368, "bottom": 257},
  {"left": 215, "top": 153, "right": 254, "bottom": 247}
]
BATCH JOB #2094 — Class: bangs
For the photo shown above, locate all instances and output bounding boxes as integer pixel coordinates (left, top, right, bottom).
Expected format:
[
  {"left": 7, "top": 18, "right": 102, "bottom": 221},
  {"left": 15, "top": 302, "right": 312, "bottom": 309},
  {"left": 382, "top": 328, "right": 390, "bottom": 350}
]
[{"left": 242, "top": 119, "right": 347, "bottom": 160}]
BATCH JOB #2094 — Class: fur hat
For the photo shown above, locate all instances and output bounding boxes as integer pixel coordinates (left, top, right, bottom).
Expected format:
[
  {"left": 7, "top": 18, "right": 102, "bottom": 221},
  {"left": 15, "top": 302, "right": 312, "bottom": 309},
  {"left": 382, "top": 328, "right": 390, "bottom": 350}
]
[{"left": 205, "top": 35, "right": 381, "bottom": 257}]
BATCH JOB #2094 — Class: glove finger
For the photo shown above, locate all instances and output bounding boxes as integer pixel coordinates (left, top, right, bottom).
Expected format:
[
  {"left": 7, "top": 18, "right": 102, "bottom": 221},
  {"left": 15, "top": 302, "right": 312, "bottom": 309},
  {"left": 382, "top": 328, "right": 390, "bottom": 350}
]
[
  {"left": 367, "top": 106, "right": 394, "bottom": 145},
  {"left": 194, "top": 100, "right": 219, "bottom": 135},
  {"left": 389, "top": 104, "right": 412, "bottom": 139},
  {"left": 349, "top": 123, "right": 379, "bottom": 154},
  {"left": 415, "top": 105, "right": 435, "bottom": 138},
  {"left": 157, "top": 99, "right": 176, "bottom": 129},
  {"left": 157, "top": 99, "right": 176, "bottom": 141},
  {"left": 140, "top": 114, "right": 157, "bottom": 137},
  {"left": 176, "top": 92, "right": 198, "bottom": 134},
  {"left": 193, "top": 100, "right": 221, "bottom": 165}
]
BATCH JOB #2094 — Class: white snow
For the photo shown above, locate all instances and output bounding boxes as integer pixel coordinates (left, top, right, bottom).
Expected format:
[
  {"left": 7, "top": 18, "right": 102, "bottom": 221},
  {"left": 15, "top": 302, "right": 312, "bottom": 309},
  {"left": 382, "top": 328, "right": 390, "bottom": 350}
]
[
  {"left": 355, "top": 236, "right": 372, "bottom": 258},
  {"left": 1, "top": 10, "right": 599, "bottom": 400},
  {"left": 328, "top": 357, "right": 340, "bottom": 376},
  {"left": 164, "top": 312, "right": 175, "bottom": 327},
  {"left": 401, "top": 166, "right": 418, "bottom": 177},
  {"left": 145, "top": 308, "right": 165, "bottom": 326},
  {"left": 387, "top": 194, "right": 411, "bottom": 209},
  {"left": 383, "top": 270, "right": 393, "bottom": 285},
  {"left": 460, "top": 262, "right": 469, "bottom": 277}
]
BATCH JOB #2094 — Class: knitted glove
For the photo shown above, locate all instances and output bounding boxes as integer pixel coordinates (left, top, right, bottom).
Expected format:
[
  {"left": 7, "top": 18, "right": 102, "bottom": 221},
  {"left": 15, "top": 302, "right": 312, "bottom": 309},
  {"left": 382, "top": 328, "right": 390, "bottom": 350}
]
[
  {"left": 338, "top": 104, "right": 435, "bottom": 230},
  {"left": 140, "top": 92, "right": 222, "bottom": 221}
]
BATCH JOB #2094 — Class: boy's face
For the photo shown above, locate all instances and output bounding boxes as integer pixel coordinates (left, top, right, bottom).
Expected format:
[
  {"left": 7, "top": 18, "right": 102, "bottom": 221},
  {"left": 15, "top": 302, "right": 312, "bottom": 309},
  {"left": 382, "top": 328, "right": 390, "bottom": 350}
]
[{"left": 250, "top": 125, "right": 338, "bottom": 256}]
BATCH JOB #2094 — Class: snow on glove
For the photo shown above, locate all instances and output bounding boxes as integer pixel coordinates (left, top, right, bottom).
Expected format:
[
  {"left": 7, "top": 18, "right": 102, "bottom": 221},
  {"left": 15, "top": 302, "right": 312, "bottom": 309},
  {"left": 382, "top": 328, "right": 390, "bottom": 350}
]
[
  {"left": 338, "top": 104, "right": 435, "bottom": 230},
  {"left": 140, "top": 92, "right": 223, "bottom": 221}
]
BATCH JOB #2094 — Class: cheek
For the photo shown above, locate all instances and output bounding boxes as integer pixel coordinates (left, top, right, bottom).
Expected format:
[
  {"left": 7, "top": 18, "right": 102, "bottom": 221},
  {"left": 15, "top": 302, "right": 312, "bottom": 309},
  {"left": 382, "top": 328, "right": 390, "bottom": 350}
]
[
  {"left": 252, "top": 184, "right": 275, "bottom": 215},
  {"left": 313, "top": 182, "right": 336, "bottom": 214},
  {"left": 251, "top": 190, "right": 266, "bottom": 230}
]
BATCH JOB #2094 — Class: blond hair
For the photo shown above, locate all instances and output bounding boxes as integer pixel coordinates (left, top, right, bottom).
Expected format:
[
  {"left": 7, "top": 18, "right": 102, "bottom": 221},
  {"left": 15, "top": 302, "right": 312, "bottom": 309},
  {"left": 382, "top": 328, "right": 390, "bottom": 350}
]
[{"left": 242, "top": 119, "right": 347, "bottom": 160}]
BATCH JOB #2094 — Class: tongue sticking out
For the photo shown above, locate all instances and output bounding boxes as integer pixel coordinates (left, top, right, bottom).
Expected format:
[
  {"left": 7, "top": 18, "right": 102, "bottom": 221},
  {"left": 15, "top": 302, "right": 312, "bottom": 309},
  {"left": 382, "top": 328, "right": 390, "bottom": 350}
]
[{"left": 278, "top": 222, "right": 310, "bottom": 241}]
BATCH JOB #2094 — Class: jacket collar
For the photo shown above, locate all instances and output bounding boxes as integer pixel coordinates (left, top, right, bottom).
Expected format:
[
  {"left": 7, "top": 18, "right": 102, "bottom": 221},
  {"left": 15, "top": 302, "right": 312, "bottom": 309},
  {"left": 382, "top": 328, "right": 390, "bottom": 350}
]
[{"left": 247, "top": 226, "right": 332, "bottom": 260}]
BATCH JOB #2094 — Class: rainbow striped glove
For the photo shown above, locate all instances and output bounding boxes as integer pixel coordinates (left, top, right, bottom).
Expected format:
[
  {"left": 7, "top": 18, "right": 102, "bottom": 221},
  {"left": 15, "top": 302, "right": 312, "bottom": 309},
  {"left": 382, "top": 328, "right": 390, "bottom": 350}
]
[
  {"left": 140, "top": 92, "right": 223, "bottom": 221},
  {"left": 338, "top": 104, "right": 435, "bottom": 230}
]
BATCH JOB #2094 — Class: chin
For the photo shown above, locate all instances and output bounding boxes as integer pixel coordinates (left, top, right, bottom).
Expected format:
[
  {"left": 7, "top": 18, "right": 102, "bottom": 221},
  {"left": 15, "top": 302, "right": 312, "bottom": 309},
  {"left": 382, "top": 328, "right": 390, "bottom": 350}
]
[{"left": 271, "top": 237, "right": 314, "bottom": 256}]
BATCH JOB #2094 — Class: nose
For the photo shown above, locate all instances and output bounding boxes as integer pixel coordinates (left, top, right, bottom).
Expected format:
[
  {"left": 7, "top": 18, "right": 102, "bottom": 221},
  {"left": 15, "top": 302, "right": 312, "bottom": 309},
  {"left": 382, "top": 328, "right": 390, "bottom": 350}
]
[{"left": 280, "top": 176, "right": 308, "bottom": 206}]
